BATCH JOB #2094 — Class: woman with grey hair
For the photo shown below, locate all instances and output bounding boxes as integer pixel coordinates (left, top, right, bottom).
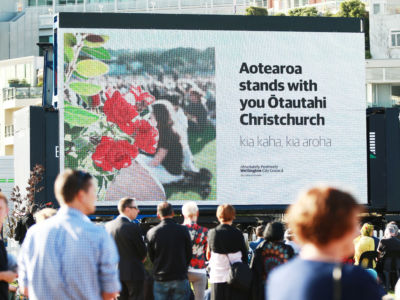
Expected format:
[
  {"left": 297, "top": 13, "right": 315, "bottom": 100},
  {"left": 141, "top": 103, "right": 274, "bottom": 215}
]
[{"left": 182, "top": 201, "right": 208, "bottom": 300}]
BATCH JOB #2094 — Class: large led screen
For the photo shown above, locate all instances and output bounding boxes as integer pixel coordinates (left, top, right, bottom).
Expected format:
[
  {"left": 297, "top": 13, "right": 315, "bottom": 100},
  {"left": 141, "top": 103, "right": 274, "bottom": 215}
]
[{"left": 56, "top": 14, "right": 367, "bottom": 206}]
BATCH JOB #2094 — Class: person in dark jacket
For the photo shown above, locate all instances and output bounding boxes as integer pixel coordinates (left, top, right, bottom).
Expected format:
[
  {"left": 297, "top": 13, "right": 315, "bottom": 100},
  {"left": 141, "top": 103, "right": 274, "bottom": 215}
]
[
  {"left": 207, "top": 204, "right": 248, "bottom": 300},
  {"left": 106, "top": 198, "right": 147, "bottom": 300},
  {"left": 250, "top": 222, "right": 294, "bottom": 300},
  {"left": 146, "top": 202, "right": 192, "bottom": 300}
]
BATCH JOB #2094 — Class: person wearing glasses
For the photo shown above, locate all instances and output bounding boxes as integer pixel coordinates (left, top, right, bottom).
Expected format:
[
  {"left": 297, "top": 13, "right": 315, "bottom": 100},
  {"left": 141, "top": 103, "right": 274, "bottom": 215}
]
[
  {"left": 106, "top": 198, "right": 147, "bottom": 300},
  {"left": 18, "top": 169, "right": 121, "bottom": 300}
]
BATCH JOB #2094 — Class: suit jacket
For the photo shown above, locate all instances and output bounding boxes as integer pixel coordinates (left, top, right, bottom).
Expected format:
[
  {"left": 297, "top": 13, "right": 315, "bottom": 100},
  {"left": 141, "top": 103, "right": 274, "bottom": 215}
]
[
  {"left": 146, "top": 218, "right": 192, "bottom": 281},
  {"left": 106, "top": 216, "right": 147, "bottom": 281},
  {"left": 378, "top": 236, "right": 400, "bottom": 257}
]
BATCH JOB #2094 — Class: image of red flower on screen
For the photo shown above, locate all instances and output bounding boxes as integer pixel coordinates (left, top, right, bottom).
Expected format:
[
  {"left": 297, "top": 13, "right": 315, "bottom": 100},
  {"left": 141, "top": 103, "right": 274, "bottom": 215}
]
[
  {"left": 103, "top": 90, "right": 138, "bottom": 135},
  {"left": 91, "top": 94, "right": 101, "bottom": 107},
  {"left": 92, "top": 136, "right": 139, "bottom": 172},
  {"left": 129, "top": 86, "right": 155, "bottom": 105},
  {"left": 133, "top": 119, "right": 159, "bottom": 154}
]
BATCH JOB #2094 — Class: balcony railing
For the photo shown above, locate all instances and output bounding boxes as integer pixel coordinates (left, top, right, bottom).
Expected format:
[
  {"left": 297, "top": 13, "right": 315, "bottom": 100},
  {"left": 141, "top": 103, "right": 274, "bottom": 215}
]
[
  {"left": 2, "top": 87, "right": 42, "bottom": 102},
  {"left": 5, "top": 125, "right": 14, "bottom": 138}
]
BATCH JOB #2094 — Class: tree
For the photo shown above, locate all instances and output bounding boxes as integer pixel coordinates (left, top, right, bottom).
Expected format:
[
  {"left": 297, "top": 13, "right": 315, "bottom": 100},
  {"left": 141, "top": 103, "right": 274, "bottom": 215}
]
[
  {"left": 245, "top": 6, "right": 268, "bottom": 16},
  {"left": 336, "top": 0, "right": 366, "bottom": 18},
  {"left": 336, "top": 0, "right": 370, "bottom": 58},
  {"left": 288, "top": 7, "right": 318, "bottom": 16},
  {"left": 274, "top": 12, "right": 286, "bottom": 16}
]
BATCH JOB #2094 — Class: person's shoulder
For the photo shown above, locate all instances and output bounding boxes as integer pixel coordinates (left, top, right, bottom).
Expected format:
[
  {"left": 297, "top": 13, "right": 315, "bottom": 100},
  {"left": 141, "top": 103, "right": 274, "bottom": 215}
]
[
  {"left": 343, "top": 264, "right": 375, "bottom": 279},
  {"left": 146, "top": 223, "right": 160, "bottom": 237},
  {"left": 268, "top": 257, "right": 303, "bottom": 281},
  {"left": 343, "top": 264, "right": 385, "bottom": 296},
  {"left": 105, "top": 218, "right": 118, "bottom": 231}
]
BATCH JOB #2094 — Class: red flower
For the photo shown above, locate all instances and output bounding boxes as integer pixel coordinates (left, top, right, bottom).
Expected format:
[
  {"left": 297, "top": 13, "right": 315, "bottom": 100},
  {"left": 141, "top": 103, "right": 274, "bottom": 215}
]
[
  {"left": 91, "top": 94, "right": 100, "bottom": 107},
  {"left": 132, "top": 119, "right": 159, "bottom": 154},
  {"left": 92, "top": 136, "right": 139, "bottom": 172},
  {"left": 129, "top": 86, "right": 155, "bottom": 105},
  {"left": 103, "top": 91, "right": 138, "bottom": 135}
]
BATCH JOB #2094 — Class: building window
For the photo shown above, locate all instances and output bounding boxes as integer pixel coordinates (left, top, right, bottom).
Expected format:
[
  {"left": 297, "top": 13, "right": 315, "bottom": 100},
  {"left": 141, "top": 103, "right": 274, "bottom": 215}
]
[
  {"left": 373, "top": 3, "right": 380, "bottom": 14},
  {"left": 39, "top": 36, "right": 52, "bottom": 56},
  {"left": 391, "top": 30, "right": 400, "bottom": 47}
]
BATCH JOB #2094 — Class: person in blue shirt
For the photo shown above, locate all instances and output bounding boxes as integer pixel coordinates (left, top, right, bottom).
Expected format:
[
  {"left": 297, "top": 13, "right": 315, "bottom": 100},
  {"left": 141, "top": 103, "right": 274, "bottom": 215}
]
[
  {"left": 18, "top": 169, "right": 121, "bottom": 300},
  {"left": 267, "top": 187, "right": 386, "bottom": 300},
  {"left": 249, "top": 225, "right": 265, "bottom": 262}
]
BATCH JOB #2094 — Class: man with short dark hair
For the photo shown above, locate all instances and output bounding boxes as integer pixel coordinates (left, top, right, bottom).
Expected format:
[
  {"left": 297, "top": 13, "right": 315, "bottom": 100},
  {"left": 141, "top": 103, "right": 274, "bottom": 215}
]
[
  {"left": 18, "top": 169, "right": 121, "bottom": 300},
  {"left": 146, "top": 202, "right": 192, "bottom": 300},
  {"left": 0, "top": 193, "right": 18, "bottom": 299},
  {"left": 106, "top": 198, "right": 147, "bottom": 300}
]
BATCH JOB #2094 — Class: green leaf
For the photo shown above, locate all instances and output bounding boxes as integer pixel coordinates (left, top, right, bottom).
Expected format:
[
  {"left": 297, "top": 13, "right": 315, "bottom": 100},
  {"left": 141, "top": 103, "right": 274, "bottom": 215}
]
[
  {"left": 75, "top": 60, "right": 109, "bottom": 78},
  {"left": 65, "top": 154, "right": 78, "bottom": 168},
  {"left": 81, "top": 46, "right": 111, "bottom": 60},
  {"left": 70, "top": 126, "right": 84, "bottom": 139},
  {"left": 64, "top": 33, "right": 77, "bottom": 48},
  {"left": 72, "top": 71, "right": 88, "bottom": 80},
  {"left": 69, "top": 82, "right": 101, "bottom": 96},
  {"left": 64, "top": 46, "right": 74, "bottom": 63},
  {"left": 64, "top": 140, "right": 74, "bottom": 148},
  {"left": 80, "top": 95, "right": 89, "bottom": 105},
  {"left": 95, "top": 175, "right": 103, "bottom": 190},
  {"left": 64, "top": 105, "right": 99, "bottom": 127},
  {"left": 84, "top": 35, "right": 109, "bottom": 48}
]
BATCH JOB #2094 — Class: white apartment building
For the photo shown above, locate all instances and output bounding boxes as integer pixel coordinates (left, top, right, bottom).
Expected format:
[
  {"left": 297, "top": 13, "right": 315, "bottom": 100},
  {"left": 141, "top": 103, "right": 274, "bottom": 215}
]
[
  {"left": 366, "top": 0, "right": 400, "bottom": 107},
  {"left": 0, "top": 56, "right": 42, "bottom": 156}
]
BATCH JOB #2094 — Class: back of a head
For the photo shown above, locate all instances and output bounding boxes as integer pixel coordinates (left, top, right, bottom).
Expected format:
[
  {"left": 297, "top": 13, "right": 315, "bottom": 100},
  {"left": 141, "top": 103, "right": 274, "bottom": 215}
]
[
  {"left": 361, "top": 223, "right": 374, "bottom": 237},
  {"left": 118, "top": 197, "right": 135, "bottom": 214},
  {"left": 157, "top": 201, "right": 173, "bottom": 218},
  {"left": 152, "top": 103, "right": 171, "bottom": 128},
  {"left": 216, "top": 204, "right": 236, "bottom": 223},
  {"left": 264, "top": 222, "right": 285, "bottom": 242},
  {"left": 286, "top": 187, "right": 361, "bottom": 247},
  {"left": 388, "top": 222, "right": 399, "bottom": 236},
  {"left": 255, "top": 225, "right": 265, "bottom": 238},
  {"left": 385, "top": 224, "right": 399, "bottom": 238},
  {"left": 54, "top": 169, "right": 92, "bottom": 205},
  {"left": 182, "top": 201, "right": 198, "bottom": 218}
]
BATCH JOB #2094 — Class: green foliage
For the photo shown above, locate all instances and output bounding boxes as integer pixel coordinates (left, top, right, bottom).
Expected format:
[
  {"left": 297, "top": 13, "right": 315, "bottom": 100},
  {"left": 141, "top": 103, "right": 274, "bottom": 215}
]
[
  {"left": 81, "top": 46, "right": 111, "bottom": 60},
  {"left": 64, "top": 33, "right": 77, "bottom": 48},
  {"left": 288, "top": 7, "right": 318, "bottom": 16},
  {"left": 365, "top": 50, "right": 372, "bottom": 59},
  {"left": 8, "top": 78, "right": 30, "bottom": 87},
  {"left": 64, "top": 46, "right": 74, "bottom": 63},
  {"left": 274, "top": 12, "right": 286, "bottom": 16},
  {"left": 64, "top": 104, "right": 100, "bottom": 127},
  {"left": 323, "top": 10, "right": 334, "bottom": 17},
  {"left": 75, "top": 59, "right": 109, "bottom": 78},
  {"left": 336, "top": 0, "right": 366, "bottom": 18},
  {"left": 69, "top": 82, "right": 102, "bottom": 96},
  {"left": 245, "top": 6, "right": 268, "bottom": 16}
]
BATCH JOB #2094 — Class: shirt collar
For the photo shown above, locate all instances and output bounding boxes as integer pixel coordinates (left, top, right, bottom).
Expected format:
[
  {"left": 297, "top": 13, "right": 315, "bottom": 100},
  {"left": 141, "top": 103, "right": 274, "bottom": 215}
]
[
  {"left": 59, "top": 206, "right": 90, "bottom": 222},
  {"left": 119, "top": 215, "right": 132, "bottom": 222},
  {"left": 161, "top": 218, "right": 175, "bottom": 224}
]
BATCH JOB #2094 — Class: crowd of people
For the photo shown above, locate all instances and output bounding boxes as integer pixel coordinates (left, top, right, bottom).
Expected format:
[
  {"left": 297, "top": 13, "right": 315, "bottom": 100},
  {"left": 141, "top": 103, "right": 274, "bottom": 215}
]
[{"left": 0, "top": 170, "right": 398, "bottom": 299}]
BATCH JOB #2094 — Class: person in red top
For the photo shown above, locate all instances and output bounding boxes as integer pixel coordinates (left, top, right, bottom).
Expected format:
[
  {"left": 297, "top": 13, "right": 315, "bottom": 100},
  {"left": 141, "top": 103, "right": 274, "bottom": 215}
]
[{"left": 182, "top": 201, "right": 208, "bottom": 300}]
